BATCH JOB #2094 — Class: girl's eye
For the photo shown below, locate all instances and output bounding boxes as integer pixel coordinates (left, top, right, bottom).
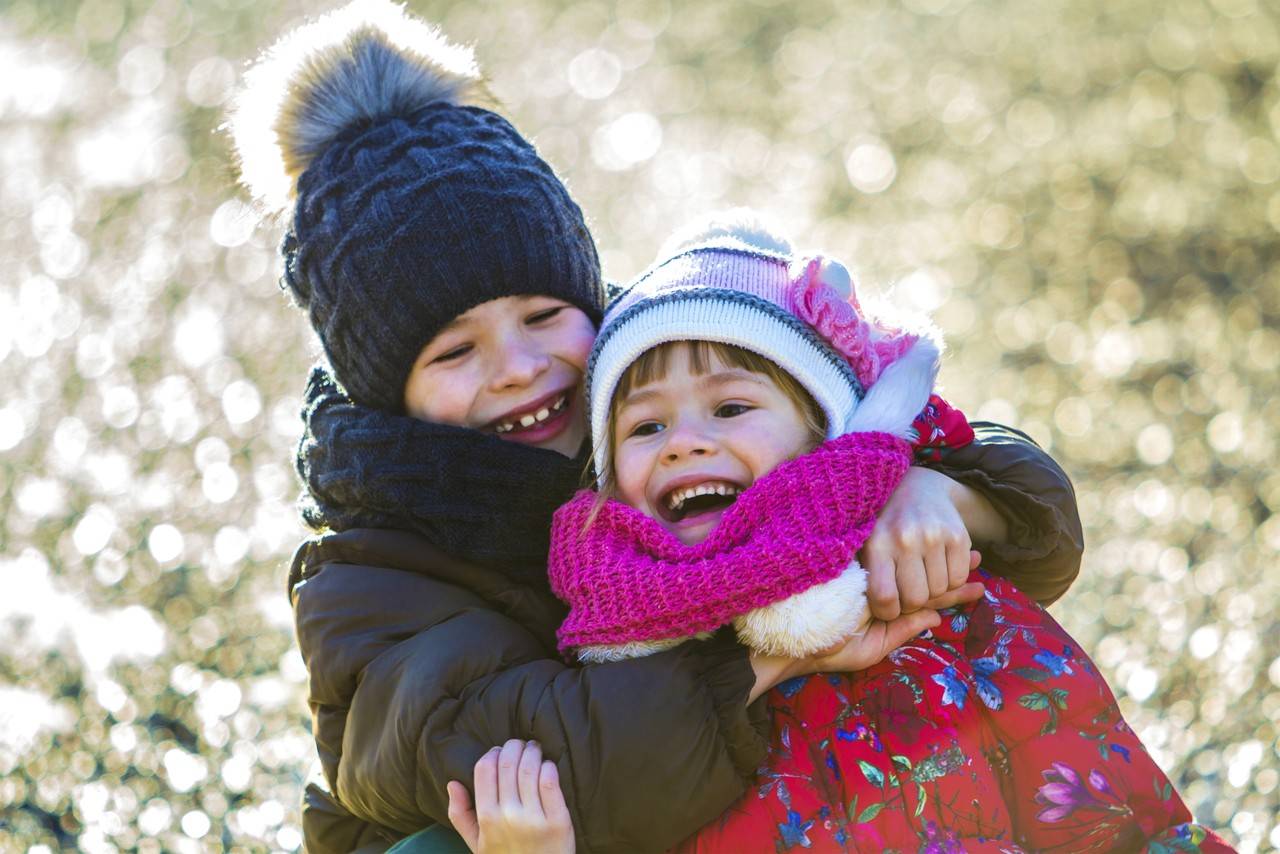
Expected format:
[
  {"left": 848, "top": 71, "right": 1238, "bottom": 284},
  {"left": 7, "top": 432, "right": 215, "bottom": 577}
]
[
  {"left": 527, "top": 307, "right": 565, "bottom": 324},
  {"left": 629, "top": 421, "right": 664, "bottom": 437},
  {"left": 715, "top": 403, "right": 751, "bottom": 418},
  {"left": 430, "top": 344, "right": 472, "bottom": 365}
]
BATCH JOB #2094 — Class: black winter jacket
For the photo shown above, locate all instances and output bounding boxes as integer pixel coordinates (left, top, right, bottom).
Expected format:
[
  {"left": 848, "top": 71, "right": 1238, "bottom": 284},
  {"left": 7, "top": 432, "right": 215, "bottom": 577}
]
[{"left": 290, "top": 422, "right": 1083, "bottom": 852}]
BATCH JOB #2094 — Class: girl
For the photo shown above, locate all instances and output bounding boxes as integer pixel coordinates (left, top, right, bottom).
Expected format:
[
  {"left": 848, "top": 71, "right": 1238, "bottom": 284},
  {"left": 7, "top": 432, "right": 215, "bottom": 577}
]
[
  {"left": 232, "top": 3, "right": 1087, "bottom": 851},
  {"left": 454, "top": 214, "right": 1230, "bottom": 853}
]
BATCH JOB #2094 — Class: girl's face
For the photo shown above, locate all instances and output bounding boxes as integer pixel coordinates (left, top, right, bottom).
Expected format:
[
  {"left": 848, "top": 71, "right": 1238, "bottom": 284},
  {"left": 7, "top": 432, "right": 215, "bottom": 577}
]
[
  {"left": 611, "top": 345, "right": 815, "bottom": 546},
  {"left": 403, "top": 295, "right": 596, "bottom": 458}
]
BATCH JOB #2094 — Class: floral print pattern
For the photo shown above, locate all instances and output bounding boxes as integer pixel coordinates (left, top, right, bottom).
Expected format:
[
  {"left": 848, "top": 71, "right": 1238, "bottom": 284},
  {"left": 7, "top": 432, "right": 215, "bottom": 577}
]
[{"left": 674, "top": 571, "right": 1234, "bottom": 853}]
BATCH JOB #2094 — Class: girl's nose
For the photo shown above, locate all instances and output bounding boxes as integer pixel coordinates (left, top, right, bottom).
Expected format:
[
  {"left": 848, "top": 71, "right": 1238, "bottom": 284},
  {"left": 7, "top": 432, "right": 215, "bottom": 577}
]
[{"left": 662, "top": 421, "right": 715, "bottom": 463}]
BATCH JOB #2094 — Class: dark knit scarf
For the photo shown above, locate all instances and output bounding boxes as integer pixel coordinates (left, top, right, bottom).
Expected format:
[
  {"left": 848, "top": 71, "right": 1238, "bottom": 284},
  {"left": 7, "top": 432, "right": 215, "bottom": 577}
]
[{"left": 295, "top": 365, "right": 589, "bottom": 586}]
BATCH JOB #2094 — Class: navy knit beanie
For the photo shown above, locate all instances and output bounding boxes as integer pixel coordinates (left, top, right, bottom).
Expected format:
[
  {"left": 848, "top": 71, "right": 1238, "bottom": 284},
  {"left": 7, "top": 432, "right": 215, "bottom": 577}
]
[{"left": 230, "top": 0, "right": 603, "bottom": 413}]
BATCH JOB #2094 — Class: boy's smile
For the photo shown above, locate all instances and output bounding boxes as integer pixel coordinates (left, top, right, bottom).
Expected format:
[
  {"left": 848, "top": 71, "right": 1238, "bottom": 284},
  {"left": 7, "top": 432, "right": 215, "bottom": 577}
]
[{"left": 402, "top": 295, "right": 595, "bottom": 458}]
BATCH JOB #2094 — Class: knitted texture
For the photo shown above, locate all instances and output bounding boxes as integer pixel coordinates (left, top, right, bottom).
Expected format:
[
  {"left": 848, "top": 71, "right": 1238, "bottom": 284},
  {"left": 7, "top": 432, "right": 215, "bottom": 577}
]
[
  {"left": 549, "top": 431, "right": 913, "bottom": 652},
  {"left": 587, "top": 245, "right": 867, "bottom": 480},
  {"left": 234, "top": 7, "right": 604, "bottom": 414},
  {"left": 285, "top": 103, "right": 603, "bottom": 413},
  {"left": 787, "top": 255, "right": 919, "bottom": 390},
  {"left": 296, "top": 364, "right": 586, "bottom": 585}
]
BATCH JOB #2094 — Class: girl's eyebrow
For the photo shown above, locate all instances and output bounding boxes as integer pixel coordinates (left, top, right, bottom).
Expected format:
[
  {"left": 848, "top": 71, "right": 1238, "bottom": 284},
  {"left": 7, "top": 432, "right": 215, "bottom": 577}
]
[
  {"left": 619, "top": 369, "right": 764, "bottom": 409},
  {"left": 619, "top": 387, "right": 662, "bottom": 409},
  {"left": 699, "top": 369, "right": 766, "bottom": 389}
]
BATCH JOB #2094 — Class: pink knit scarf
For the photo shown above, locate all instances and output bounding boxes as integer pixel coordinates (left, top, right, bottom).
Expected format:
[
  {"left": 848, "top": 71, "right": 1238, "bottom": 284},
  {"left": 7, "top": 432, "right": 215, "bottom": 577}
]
[{"left": 548, "top": 431, "right": 912, "bottom": 654}]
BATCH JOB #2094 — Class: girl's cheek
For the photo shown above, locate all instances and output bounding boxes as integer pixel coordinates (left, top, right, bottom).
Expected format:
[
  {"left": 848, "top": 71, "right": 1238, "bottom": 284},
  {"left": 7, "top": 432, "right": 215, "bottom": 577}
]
[{"left": 613, "top": 449, "right": 648, "bottom": 509}]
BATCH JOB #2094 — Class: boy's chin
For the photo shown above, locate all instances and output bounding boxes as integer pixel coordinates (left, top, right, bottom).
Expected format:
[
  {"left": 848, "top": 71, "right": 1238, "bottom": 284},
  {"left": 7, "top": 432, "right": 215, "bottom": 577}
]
[{"left": 494, "top": 416, "right": 585, "bottom": 458}]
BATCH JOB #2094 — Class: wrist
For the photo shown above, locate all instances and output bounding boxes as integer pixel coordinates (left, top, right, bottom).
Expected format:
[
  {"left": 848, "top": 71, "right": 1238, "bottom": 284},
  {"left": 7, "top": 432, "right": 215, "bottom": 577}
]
[
  {"left": 947, "top": 477, "right": 1009, "bottom": 544},
  {"left": 747, "top": 653, "right": 798, "bottom": 704}
]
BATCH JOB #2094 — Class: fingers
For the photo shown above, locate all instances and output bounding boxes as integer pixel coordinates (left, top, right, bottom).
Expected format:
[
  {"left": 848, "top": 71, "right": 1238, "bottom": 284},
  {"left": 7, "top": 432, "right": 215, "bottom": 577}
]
[
  {"left": 864, "top": 551, "right": 902, "bottom": 621},
  {"left": 894, "top": 554, "right": 930, "bottom": 612},
  {"left": 473, "top": 747, "right": 500, "bottom": 821},
  {"left": 946, "top": 539, "right": 971, "bottom": 590},
  {"left": 466, "top": 742, "right": 573, "bottom": 854},
  {"left": 517, "top": 740, "right": 544, "bottom": 814},
  {"left": 969, "top": 549, "right": 981, "bottom": 571},
  {"left": 446, "top": 780, "right": 480, "bottom": 852},
  {"left": 538, "top": 760, "right": 572, "bottom": 827},
  {"left": 923, "top": 538, "right": 950, "bottom": 599},
  {"left": 880, "top": 609, "right": 942, "bottom": 657},
  {"left": 496, "top": 739, "right": 526, "bottom": 810},
  {"left": 922, "top": 581, "right": 985, "bottom": 611}
]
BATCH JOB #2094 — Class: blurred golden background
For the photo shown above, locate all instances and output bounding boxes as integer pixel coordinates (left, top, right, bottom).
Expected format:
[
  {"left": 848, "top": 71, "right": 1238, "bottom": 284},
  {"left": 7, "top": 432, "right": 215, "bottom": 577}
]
[{"left": 1, "top": 0, "right": 1277, "bottom": 850}]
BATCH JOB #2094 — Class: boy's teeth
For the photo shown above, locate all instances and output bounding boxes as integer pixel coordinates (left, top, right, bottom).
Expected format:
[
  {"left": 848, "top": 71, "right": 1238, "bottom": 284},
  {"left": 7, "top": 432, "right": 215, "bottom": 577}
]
[{"left": 497, "top": 395, "right": 568, "bottom": 434}]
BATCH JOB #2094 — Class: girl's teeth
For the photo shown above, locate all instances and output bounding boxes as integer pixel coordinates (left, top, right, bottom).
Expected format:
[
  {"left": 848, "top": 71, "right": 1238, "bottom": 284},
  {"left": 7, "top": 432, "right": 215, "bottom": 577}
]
[
  {"left": 534, "top": 407, "right": 550, "bottom": 422},
  {"left": 666, "top": 483, "right": 743, "bottom": 511}
]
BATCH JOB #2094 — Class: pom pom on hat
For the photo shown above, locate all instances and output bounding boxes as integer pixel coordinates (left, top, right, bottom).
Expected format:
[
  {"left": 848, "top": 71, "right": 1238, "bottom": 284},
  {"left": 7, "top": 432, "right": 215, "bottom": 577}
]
[
  {"left": 813, "top": 256, "right": 852, "bottom": 299},
  {"left": 229, "top": 0, "right": 489, "bottom": 216},
  {"left": 656, "top": 207, "right": 794, "bottom": 259},
  {"left": 589, "top": 208, "right": 943, "bottom": 478},
  {"left": 227, "top": 0, "right": 602, "bottom": 414}
]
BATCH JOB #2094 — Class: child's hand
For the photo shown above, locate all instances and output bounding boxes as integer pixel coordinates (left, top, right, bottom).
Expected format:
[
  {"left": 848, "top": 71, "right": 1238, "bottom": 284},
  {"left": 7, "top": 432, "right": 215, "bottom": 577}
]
[
  {"left": 860, "top": 466, "right": 977, "bottom": 620},
  {"left": 809, "top": 581, "right": 985, "bottom": 673},
  {"left": 446, "top": 740, "right": 574, "bottom": 854}
]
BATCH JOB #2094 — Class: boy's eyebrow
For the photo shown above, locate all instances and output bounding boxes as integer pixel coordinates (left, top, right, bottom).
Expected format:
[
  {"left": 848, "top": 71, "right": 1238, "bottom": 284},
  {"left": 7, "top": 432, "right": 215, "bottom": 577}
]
[{"left": 436, "top": 314, "right": 474, "bottom": 335}]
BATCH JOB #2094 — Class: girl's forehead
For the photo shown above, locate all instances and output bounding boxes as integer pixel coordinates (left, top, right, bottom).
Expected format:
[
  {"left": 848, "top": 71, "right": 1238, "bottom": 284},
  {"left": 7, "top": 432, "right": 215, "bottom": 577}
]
[{"left": 621, "top": 362, "right": 772, "bottom": 410}]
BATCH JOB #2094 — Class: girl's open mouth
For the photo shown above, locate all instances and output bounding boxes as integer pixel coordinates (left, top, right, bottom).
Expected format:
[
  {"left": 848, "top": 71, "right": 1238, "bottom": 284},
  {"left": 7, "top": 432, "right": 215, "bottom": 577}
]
[{"left": 658, "top": 481, "right": 743, "bottom": 524}]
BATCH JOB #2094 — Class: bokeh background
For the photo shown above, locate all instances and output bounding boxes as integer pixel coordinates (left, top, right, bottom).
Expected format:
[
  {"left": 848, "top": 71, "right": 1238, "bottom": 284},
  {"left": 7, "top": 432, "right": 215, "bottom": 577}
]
[{"left": 2, "top": 0, "right": 1278, "bottom": 850}]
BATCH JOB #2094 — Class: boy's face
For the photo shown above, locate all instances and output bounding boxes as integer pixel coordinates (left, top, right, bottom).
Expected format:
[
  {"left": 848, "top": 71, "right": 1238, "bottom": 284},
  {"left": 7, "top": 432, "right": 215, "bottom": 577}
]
[
  {"left": 612, "top": 345, "right": 814, "bottom": 546},
  {"left": 403, "top": 295, "right": 595, "bottom": 458}
]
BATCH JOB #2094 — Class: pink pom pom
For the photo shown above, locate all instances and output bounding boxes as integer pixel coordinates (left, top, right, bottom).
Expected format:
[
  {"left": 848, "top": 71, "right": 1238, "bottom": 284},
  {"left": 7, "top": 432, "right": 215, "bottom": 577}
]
[{"left": 787, "top": 255, "right": 917, "bottom": 389}]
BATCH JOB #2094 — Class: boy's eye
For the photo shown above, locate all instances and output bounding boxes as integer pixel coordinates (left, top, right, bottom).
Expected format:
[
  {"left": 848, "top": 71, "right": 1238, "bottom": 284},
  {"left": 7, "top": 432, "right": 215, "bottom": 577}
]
[
  {"left": 715, "top": 403, "right": 751, "bottom": 418},
  {"left": 430, "top": 343, "right": 472, "bottom": 365},
  {"left": 527, "top": 307, "right": 565, "bottom": 324}
]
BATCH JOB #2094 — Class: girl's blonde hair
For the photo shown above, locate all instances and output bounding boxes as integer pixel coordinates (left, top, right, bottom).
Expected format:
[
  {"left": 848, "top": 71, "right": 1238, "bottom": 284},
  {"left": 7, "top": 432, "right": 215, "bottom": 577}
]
[{"left": 594, "top": 340, "right": 827, "bottom": 502}]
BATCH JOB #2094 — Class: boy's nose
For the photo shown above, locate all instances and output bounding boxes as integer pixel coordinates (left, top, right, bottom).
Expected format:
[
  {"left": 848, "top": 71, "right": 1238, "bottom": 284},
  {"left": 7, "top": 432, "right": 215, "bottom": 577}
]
[{"left": 490, "top": 338, "right": 551, "bottom": 390}]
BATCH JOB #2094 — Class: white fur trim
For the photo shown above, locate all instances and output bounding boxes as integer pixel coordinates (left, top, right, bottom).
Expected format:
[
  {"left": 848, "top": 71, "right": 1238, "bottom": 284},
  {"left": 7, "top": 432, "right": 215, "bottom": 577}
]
[
  {"left": 576, "top": 633, "right": 711, "bottom": 663},
  {"left": 732, "top": 563, "right": 870, "bottom": 657},
  {"left": 230, "top": 0, "right": 485, "bottom": 215},
  {"left": 842, "top": 336, "right": 940, "bottom": 438}
]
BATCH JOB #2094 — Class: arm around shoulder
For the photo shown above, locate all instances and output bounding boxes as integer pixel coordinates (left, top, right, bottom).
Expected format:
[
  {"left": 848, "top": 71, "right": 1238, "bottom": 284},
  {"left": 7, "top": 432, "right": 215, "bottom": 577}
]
[
  {"left": 922, "top": 421, "right": 1084, "bottom": 605},
  {"left": 317, "top": 582, "right": 765, "bottom": 854}
]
